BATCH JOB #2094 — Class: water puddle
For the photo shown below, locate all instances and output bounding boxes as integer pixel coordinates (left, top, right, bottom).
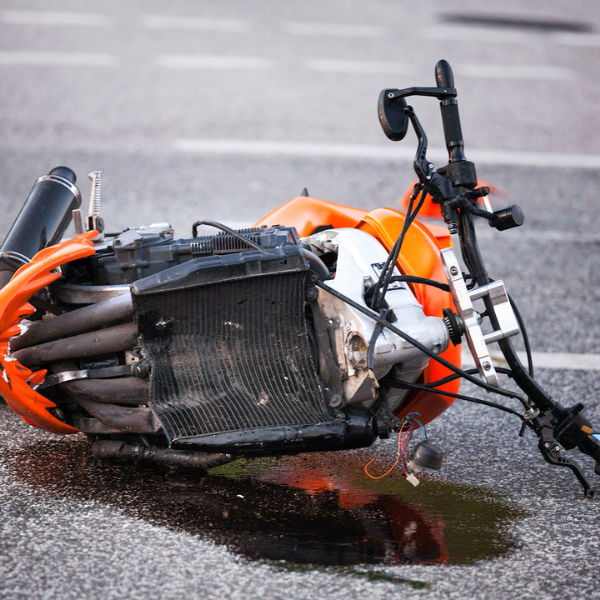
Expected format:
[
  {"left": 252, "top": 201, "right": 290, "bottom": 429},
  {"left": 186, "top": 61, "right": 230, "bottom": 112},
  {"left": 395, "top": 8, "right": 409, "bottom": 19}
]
[{"left": 5, "top": 440, "right": 526, "bottom": 569}]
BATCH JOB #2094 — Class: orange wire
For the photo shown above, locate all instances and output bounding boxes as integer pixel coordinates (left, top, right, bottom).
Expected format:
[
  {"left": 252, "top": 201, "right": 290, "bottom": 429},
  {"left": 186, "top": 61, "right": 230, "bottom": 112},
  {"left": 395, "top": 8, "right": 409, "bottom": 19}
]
[{"left": 364, "top": 421, "right": 406, "bottom": 480}]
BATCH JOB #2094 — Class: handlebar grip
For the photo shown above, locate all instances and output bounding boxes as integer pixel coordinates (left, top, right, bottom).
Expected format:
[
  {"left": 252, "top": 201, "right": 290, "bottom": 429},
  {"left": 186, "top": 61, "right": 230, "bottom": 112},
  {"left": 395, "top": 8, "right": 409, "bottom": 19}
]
[
  {"left": 435, "top": 60, "right": 465, "bottom": 162},
  {"left": 435, "top": 59, "right": 454, "bottom": 88}
]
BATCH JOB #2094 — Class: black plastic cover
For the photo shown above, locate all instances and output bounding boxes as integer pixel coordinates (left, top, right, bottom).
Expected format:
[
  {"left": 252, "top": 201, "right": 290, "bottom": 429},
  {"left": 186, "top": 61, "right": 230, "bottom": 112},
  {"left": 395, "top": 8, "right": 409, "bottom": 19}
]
[{"left": 132, "top": 245, "right": 309, "bottom": 295}]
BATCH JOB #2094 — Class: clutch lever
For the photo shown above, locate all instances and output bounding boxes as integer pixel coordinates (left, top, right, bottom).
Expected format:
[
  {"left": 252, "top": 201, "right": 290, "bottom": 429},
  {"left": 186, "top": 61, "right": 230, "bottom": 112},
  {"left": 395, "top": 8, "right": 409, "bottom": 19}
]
[{"left": 530, "top": 408, "right": 600, "bottom": 497}]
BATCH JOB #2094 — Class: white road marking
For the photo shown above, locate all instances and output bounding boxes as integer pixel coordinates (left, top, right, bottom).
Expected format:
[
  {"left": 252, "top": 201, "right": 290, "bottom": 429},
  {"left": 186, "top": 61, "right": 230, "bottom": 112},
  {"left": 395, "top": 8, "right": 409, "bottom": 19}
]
[
  {"left": 423, "top": 26, "right": 546, "bottom": 45},
  {"left": 155, "top": 55, "right": 275, "bottom": 70},
  {"left": 475, "top": 229, "right": 600, "bottom": 244},
  {"left": 142, "top": 15, "right": 250, "bottom": 33},
  {"left": 306, "top": 60, "right": 574, "bottom": 80},
  {"left": 554, "top": 33, "right": 600, "bottom": 47},
  {"left": 456, "top": 63, "right": 576, "bottom": 81},
  {"left": 0, "top": 10, "right": 111, "bottom": 26},
  {"left": 463, "top": 349, "right": 600, "bottom": 371},
  {"left": 307, "top": 60, "right": 417, "bottom": 74},
  {"left": 0, "top": 51, "right": 118, "bottom": 67},
  {"left": 423, "top": 26, "right": 600, "bottom": 48},
  {"left": 173, "top": 139, "right": 600, "bottom": 169},
  {"left": 468, "top": 148, "right": 600, "bottom": 168},
  {"left": 283, "top": 22, "right": 387, "bottom": 38},
  {"left": 174, "top": 139, "right": 412, "bottom": 159}
]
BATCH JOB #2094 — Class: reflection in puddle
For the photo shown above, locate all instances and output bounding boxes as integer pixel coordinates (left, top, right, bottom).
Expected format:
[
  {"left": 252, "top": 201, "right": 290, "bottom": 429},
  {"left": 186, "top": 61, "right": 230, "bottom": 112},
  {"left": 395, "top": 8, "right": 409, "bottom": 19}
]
[{"left": 5, "top": 440, "right": 525, "bottom": 567}]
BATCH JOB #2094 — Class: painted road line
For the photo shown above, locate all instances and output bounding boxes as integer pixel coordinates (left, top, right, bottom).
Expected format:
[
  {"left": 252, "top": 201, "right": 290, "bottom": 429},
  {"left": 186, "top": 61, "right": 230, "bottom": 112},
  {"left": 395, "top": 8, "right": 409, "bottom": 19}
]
[
  {"left": 142, "top": 15, "right": 250, "bottom": 33},
  {"left": 463, "top": 349, "right": 600, "bottom": 371},
  {"left": 422, "top": 26, "right": 547, "bottom": 45},
  {"left": 468, "top": 148, "right": 600, "bottom": 168},
  {"left": 155, "top": 55, "right": 275, "bottom": 70},
  {"left": 283, "top": 22, "right": 387, "bottom": 38},
  {"left": 555, "top": 33, "right": 600, "bottom": 47},
  {"left": 307, "top": 60, "right": 417, "bottom": 74},
  {"left": 423, "top": 26, "right": 600, "bottom": 48},
  {"left": 306, "top": 60, "right": 573, "bottom": 80},
  {"left": 174, "top": 139, "right": 413, "bottom": 160},
  {"left": 173, "top": 139, "right": 600, "bottom": 169},
  {"left": 475, "top": 229, "right": 600, "bottom": 244},
  {"left": 456, "top": 63, "right": 576, "bottom": 81},
  {"left": 0, "top": 52, "right": 118, "bottom": 67},
  {"left": 0, "top": 10, "right": 110, "bottom": 26}
]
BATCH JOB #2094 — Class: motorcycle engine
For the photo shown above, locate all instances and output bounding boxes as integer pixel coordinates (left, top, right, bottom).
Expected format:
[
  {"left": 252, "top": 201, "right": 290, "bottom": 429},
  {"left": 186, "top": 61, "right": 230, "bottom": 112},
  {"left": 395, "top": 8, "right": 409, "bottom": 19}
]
[{"left": 11, "top": 220, "right": 450, "bottom": 456}]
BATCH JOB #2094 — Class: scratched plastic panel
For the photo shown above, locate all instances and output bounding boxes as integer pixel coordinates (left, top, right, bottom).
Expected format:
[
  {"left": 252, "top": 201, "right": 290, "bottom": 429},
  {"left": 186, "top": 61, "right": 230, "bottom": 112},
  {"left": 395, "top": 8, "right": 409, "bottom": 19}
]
[{"left": 135, "top": 272, "right": 329, "bottom": 441}]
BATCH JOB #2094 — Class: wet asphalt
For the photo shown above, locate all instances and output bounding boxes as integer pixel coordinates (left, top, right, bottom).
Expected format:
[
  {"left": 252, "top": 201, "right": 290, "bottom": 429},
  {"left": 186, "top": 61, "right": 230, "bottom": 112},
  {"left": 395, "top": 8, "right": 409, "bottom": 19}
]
[{"left": 1, "top": 1, "right": 600, "bottom": 598}]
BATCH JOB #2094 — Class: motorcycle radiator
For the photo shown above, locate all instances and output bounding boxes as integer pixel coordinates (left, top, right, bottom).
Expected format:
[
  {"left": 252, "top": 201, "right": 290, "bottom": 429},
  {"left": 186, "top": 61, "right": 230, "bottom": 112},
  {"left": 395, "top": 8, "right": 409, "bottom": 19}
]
[{"left": 132, "top": 246, "right": 336, "bottom": 448}]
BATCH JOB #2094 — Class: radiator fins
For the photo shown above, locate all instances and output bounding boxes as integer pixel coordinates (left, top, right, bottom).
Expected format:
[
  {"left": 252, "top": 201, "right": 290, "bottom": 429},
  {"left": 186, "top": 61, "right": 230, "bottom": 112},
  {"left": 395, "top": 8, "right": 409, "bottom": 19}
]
[{"left": 133, "top": 253, "right": 332, "bottom": 445}]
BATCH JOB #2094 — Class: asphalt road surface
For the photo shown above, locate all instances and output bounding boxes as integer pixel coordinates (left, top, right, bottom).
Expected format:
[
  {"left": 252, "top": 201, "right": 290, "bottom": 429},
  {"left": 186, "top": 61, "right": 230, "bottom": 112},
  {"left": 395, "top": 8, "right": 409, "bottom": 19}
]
[{"left": 1, "top": 1, "right": 600, "bottom": 599}]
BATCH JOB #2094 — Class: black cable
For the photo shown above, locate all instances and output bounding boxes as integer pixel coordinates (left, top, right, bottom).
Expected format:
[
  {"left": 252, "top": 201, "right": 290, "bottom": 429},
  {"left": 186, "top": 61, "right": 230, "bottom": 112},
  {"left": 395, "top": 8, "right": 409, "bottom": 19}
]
[
  {"left": 421, "top": 366, "right": 516, "bottom": 388},
  {"left": 369, "top": 201, "right": 414, "bottom": 309},
  {"left": 456, "top": 206, "right": 554, "bottom": 410},
  {"left": 367, "top": 308, "right": 388, "bottom": 371},
  {"left": 316, "top": 279, "right": 530, "bottom": 408},
  {"left": 191, "top": 219, "right": 265, "bottom": 251},
  {"left": 381, "top": 378, "right": 524, "bottom": 419},
  {"left": 364, "top": 275, "right": 450, "bottom": 300},
  {"left": 370, "top": 184, "right": 426, "bottom": 310},
  {"left": 508, "top": 293, "right": 534, "bottom": 378}
]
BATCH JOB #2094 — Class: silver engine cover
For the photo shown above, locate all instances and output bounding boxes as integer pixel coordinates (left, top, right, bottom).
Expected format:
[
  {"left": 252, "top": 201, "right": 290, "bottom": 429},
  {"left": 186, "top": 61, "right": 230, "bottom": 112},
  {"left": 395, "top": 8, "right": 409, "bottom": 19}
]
[{"left": 305, "top": 228, "right": 450, "bottom": 410}]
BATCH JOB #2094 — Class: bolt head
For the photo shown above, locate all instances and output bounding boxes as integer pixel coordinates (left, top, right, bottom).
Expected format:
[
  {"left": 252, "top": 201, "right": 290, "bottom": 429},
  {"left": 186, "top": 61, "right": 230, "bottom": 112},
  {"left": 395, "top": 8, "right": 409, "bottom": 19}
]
[
  {"left": 305, "top": 286, "right": 319, "bottom": 301},
  {"left": 483, "top": 362, "right": 491, "bottom": 371},
  {"left": 329, "top": 394, "right": 343, "bottom": 409},
  {"left": 450, "top": 266, "right": 459, "bottom": 276}
]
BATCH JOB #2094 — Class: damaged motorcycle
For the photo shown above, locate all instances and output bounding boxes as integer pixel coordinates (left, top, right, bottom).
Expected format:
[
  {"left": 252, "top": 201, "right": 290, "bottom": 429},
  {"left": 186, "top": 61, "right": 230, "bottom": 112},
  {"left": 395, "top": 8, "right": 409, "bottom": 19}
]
[{"left": 1, "top": 59, "right": 599, "bottom": 495}]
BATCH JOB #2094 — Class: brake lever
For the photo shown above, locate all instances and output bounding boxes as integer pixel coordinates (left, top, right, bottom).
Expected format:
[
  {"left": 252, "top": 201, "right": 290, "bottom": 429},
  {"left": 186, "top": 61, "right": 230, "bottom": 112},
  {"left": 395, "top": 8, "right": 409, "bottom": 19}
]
[
  {"left": 403, "top": 106, "right": 453, "bottom": 196},
  {"left": 532, "top": 411, "right": 596, "bottom": 497}
]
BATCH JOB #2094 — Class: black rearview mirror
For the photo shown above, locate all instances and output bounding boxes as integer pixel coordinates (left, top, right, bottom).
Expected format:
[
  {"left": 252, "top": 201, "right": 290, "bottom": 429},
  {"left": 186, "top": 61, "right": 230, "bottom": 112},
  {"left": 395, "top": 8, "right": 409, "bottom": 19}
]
[{"left": 378, "top": 89, "right": 408, "bottom": 141}]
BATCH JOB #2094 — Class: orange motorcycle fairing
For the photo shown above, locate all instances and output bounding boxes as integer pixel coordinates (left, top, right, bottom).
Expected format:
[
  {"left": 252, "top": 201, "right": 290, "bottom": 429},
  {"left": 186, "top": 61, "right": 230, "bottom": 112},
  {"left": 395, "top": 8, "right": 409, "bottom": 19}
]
[
  {"left": 0, "top": 231, "right": 98, "bottom": 434},
  {"left": 254, "top": 196, "right": 461, "bottom": 425}
]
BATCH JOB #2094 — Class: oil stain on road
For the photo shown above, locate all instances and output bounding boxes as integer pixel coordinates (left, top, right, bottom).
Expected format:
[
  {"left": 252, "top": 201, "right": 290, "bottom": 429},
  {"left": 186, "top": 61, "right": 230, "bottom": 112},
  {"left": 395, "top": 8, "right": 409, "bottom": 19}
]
[{"left": 5, "top": 439, "right": 526, "bottom": 571}]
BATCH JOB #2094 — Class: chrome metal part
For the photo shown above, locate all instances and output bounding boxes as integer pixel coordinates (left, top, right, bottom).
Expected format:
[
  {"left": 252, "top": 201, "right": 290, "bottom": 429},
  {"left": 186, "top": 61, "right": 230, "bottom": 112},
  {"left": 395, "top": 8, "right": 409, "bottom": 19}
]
[
  {"left": 482, "top": 194, "right": 494, "bottom": 214},
  {"left": 134, "top": 222, "right": 175, "bottom": 237},
  {"left": 0, "top": 251, "right": 29, "bottom": 268},
  {"left": 440, "top": 248, "right": 520, "bottom": 386},
  {"left": 441, "top": 247, "right": 497, "bottom": 385},
  {"left": 37, "top": 173, "right": 81, "bottom": 200},
  {"left": 49, "top": 283, "right": 130, "bottom": 304},
  {"left": 305, "top": 228, "right": 450, "bottom": 408},
  {"left": 72, "top": 209, "right": 84, "bottom": 235},
  {"left": 39, "top": 364, "right": 135, "bottom": 390},
  {"left": 87, "top": 170, "right": 105, "bottom": 240},
  {"left": 469, "top": 280, "right": 520, "bottom": 344}
]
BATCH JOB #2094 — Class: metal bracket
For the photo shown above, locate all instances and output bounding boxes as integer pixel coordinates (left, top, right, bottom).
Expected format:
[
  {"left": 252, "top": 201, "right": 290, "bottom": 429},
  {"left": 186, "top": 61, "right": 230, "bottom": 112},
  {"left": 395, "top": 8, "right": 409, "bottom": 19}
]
[
  {"left": 38, "top": 364, "right": 134, "bottom": 390},
  {"left": 441, "top": 248, "right": 520, "bottom": 386}
]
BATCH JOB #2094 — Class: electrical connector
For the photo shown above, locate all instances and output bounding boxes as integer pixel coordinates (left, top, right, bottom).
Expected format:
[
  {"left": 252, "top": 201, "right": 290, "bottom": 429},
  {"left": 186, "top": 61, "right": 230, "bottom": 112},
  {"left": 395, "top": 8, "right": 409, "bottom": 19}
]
[{"left": 406, "top": 473, "right": 420, "bottom": 487}]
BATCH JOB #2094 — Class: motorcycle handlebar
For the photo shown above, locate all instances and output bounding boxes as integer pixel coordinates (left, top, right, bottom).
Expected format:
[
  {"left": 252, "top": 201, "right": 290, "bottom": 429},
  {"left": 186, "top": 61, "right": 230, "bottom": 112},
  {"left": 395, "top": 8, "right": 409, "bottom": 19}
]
[{"left": 435, "top": 60, "right": 466, "bottom": 163}]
